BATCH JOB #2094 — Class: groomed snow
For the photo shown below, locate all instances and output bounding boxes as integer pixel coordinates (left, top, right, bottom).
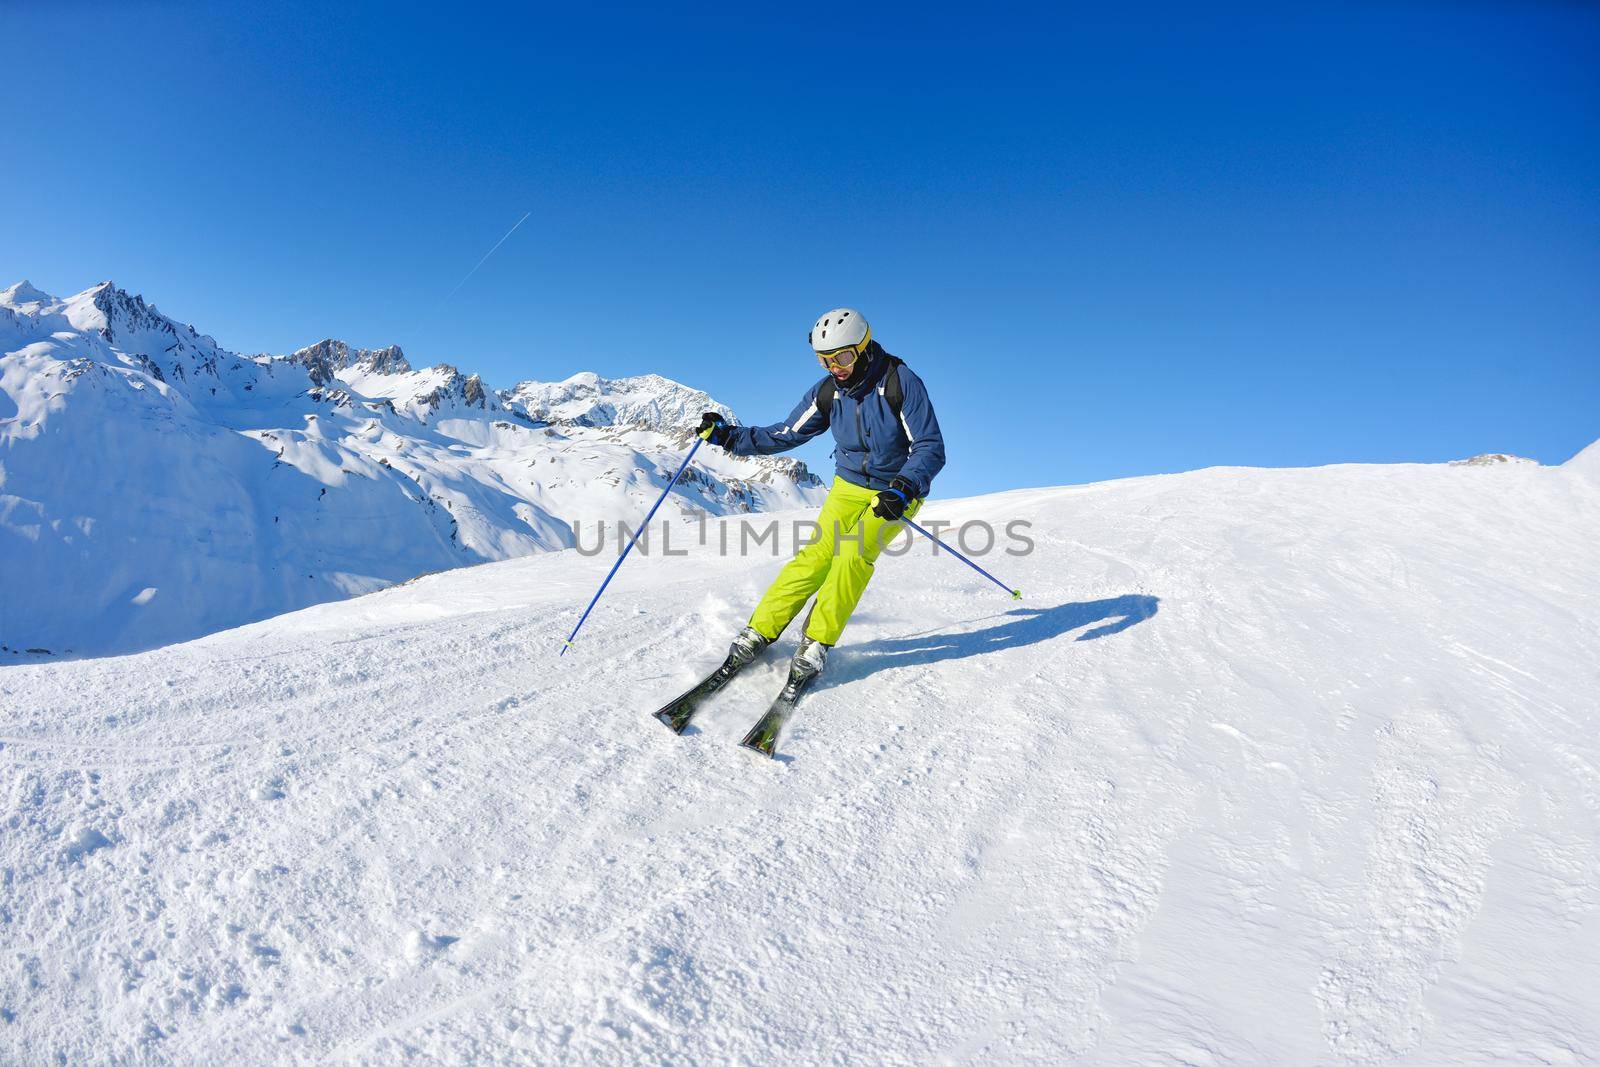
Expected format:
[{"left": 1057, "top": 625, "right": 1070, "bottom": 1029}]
[{"left": 2, "top": 454, "right": 1598, "bottom": 1064}]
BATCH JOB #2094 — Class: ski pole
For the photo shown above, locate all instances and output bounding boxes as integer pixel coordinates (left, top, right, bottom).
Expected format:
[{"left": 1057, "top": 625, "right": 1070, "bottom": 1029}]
[
  {"left": 900, "top": 516, "right": 1022, "bottom": 600},
  {"left": 561, "top": 430, "right": 710, "bottom": 655}
]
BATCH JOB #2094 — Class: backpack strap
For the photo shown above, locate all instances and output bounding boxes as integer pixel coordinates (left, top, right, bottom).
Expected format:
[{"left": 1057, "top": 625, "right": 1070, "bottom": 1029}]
[
  {"left": 816, "top": 375, "right": 837, "bottom": 424},
  {"left": 882, "top": 356, "right": 904, "bottom": 418}
]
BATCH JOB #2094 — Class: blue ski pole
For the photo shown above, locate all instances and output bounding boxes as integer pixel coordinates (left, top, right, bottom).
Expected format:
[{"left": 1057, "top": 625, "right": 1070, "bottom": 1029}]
[
  {"left": 561, "top": 430, "right": 710, "bottom": 655},
  {"left": 900, "top": 516, "right": 1022, "bottom": 600}
]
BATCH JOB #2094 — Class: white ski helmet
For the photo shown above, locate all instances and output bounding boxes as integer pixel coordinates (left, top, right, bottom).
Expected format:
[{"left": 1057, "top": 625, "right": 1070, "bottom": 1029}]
[{"left": 809, "top": 307, "right": 869, "bottom": 353}]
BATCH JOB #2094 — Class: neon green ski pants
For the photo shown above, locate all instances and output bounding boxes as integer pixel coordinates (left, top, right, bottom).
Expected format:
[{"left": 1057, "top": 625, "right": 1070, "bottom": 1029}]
[{"left": 748, "top": 476, "right": 923, "bottom": 646}]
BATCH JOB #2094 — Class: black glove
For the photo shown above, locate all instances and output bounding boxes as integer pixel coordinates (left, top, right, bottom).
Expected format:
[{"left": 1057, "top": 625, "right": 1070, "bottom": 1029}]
[
  {"left": 871, "top": 477, "right": 918, "bottom": 521},
  {"left": 696, "top": 411, "right": 732, "bottom": 447}
]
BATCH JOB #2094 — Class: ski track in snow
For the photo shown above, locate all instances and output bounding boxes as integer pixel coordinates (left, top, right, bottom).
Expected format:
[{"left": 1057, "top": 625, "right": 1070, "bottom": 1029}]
[{"left": 2, "top": 460, "right": 1599, "bottom": 1064}]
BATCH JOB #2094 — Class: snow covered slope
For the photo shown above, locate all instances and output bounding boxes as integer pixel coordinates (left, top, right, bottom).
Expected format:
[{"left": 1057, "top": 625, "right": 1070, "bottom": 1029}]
[
  {"left": 0, "top": 281, "right": 822, "bottom": 658},
  {"left": 2, "top": 452, "right": 1597, "bottom": 1064}
]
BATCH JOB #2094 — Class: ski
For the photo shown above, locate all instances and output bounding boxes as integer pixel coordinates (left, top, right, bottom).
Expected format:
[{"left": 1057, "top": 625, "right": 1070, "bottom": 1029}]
[
  {"left": 651, "top": 671, "right": 730, "bottom": 733},
  {"left": 652, "top": 628, "right": 769, "bottom": 733},
  {"left": 739, "top": 640, "right": 827, "bottom": 757},
  {"left": 738, "top": 700, "right": 792, "bottom": 756}
]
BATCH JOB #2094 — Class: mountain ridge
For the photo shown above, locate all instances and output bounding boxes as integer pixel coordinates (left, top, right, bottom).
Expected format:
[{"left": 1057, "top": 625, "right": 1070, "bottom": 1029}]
[{"left": 0, "top": 280, "right": 824, "bottom": 657}]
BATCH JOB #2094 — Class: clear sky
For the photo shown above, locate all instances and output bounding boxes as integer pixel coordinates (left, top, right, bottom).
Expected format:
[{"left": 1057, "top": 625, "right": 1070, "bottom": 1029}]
[{"left": 4, "top": 2, "right": 1596, "bottom": 496}]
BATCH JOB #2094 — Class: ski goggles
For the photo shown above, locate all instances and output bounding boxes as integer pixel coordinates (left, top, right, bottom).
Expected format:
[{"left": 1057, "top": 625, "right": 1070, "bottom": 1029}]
[{"left": 814, "top": 341, "right": 865, "bottom": 371}]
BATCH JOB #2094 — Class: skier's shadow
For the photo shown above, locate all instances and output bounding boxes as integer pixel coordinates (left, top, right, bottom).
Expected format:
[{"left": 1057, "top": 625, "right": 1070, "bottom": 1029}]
[{"left": 821, "top": 593, "right": 1160, "bottom": 688}]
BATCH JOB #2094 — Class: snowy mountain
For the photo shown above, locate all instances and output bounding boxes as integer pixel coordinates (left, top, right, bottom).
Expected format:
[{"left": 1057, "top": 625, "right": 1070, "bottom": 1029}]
[
  {"left": 0, "top": 281, "right": 824, "bottom": 657},
  {"left": 1566, "top": 437, "right": 1600, "bottom": 480},
  {"left": 502, "top": 370, "right": 733, "bottom": 431},
  {"left": 1, "top": 450, "right": 1596, "bottom": 1063}
]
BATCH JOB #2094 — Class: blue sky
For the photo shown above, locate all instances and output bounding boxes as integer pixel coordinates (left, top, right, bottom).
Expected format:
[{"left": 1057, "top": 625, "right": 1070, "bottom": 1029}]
[{"left": 4, "top": 2, "right": 1596, "bottom": 496}]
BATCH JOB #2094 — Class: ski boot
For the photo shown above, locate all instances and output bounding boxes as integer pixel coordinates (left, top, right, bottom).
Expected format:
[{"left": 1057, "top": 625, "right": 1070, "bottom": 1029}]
[
  {"left": 652, "top": 626, "right": 772, "bottom": 733},
  {"left": 740, "top": 635, "right": 829, "bottom": 756}
]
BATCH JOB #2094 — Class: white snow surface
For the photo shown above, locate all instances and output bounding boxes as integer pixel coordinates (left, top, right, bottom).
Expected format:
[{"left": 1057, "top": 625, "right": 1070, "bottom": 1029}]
[
  {"left": 0, "top": 281, "right": 823, "bottom": 658},
  {"left": 1565, "top": 437, "right": 1600, "bottom": 481},
  {"left": 3, "top": 453, "right": 1598, "bottom": 1064}
]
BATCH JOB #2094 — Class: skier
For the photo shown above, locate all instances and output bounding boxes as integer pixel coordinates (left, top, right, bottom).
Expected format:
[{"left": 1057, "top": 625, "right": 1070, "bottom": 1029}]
[{"left": 658, "top": 308, "right": 946, "bottom": 750}]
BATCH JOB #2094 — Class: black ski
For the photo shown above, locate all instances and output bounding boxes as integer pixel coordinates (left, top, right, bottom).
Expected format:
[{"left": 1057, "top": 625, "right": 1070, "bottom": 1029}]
[
  {"left": 651, "top": 670, "right": 730, "bottom": 733},
  {"left": 738, "top": 700, "right": 792, "bottom": 757},
  {"left": 652, "top": 630, "right": 769, "bottom": 733},
  {"left": 739, "top": 646, "right": 826, "bottom": 757}
]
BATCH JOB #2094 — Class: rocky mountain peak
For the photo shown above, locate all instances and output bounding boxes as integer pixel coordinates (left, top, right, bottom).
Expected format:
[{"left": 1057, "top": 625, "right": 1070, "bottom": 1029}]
[
  {"left": 289, "top": 339, "right": 413, "bottom": 386},
  {"left": 500, "top": 371, "right": 732, "bottom": 432},
  {"left": 78, "top": 281, "right": 180, "bottom": 344},
  {"left": 1450, "top": 453, "right": 1539, "bottom": 468}
]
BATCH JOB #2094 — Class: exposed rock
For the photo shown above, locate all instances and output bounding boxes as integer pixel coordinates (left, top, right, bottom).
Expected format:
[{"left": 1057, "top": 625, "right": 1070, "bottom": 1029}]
[{"left": 289, "top": 339, "right": 412, "bottom": 386}]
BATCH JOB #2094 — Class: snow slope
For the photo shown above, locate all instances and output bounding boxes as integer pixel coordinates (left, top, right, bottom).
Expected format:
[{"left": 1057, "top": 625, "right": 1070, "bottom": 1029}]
[
  {"left": 2, "top": 451, "right": 1597, "bottom": 1064},
  {"left": 0, "top": 281, "right": 822, "bottom": 658}
]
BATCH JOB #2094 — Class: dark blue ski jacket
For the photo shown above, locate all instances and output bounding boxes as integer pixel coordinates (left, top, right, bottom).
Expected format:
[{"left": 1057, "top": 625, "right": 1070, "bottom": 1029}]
[{"left": 724, "top": 344, "right": 946, "bottom": 498}]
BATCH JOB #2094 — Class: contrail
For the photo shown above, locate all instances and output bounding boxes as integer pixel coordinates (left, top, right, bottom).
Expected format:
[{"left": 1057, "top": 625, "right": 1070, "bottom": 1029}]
[{"left": 437, "top": 211, "right": 531, "bottom": 308}]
